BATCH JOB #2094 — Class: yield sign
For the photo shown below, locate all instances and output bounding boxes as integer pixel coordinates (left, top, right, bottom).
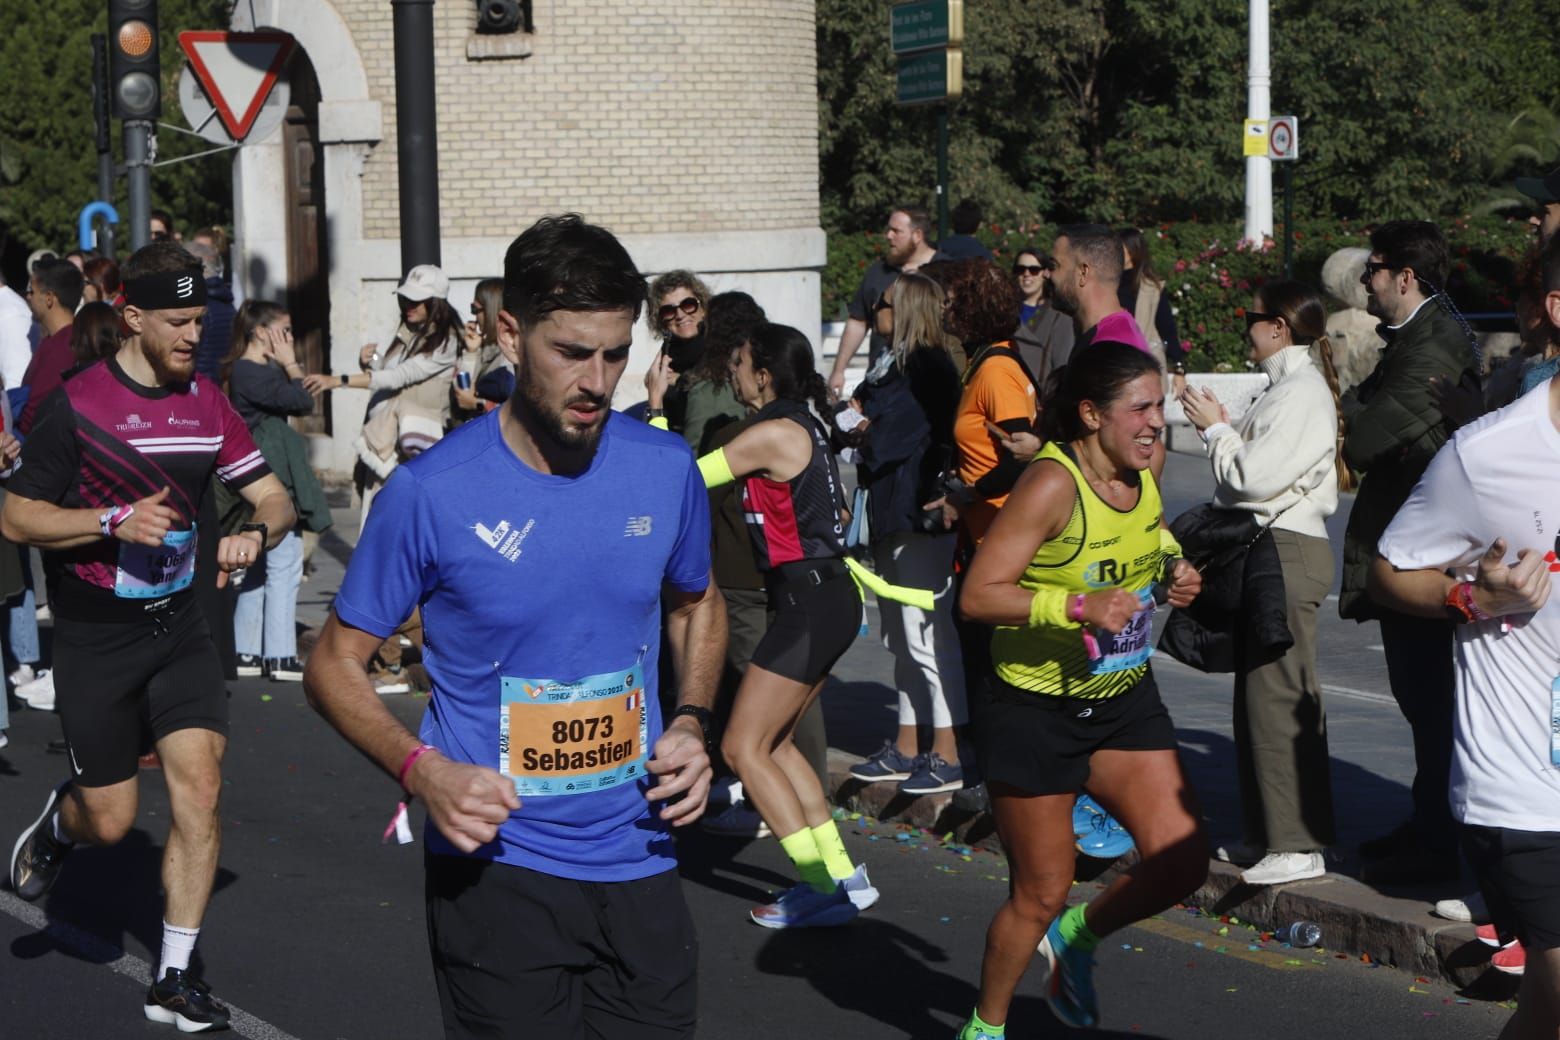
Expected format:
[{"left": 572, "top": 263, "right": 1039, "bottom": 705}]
[{"left": 178, "top": 31, "right": 296, "bottom": 140}]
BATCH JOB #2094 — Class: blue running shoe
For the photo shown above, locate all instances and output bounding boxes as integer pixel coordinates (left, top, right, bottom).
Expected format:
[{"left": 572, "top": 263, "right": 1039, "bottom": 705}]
[
  {"left": 1039, "top": 916, "right": 1100, "bottom": 1028},
  {"left": 899, "top": 752, "right": 964, "bottom": 795},
  {"left": 850, "top": 741, "right": 916, "bottom": 782},
  {"left": 1072, "top": 793, "right": 1105, "bottom": 838},
  {"left": 1075, "top": 809, "right": 1135, "bottom": 860},
  {"left": 749, "top": 883, "right": 859, "bottom": 929}
]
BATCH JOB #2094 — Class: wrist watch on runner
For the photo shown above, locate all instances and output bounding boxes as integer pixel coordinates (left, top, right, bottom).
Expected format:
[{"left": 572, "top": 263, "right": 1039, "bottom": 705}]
[
  {"left": 670, "top": 704, "right": 713, "bottom": 746},
  {"left": 239, "top": 522, "right": 269, "bottom": 551}
]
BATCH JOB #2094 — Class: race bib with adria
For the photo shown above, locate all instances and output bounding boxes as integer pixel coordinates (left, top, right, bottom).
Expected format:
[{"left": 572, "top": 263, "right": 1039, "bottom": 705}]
[
  {"left": 498, "top": 665, "right": 649, "bottom": 798},
  {"left": 114, "top": 526, "right": 197, "bottom": 599},
  {"left": 1088, "top": 589, "right": 1157, "bottom": 675}
]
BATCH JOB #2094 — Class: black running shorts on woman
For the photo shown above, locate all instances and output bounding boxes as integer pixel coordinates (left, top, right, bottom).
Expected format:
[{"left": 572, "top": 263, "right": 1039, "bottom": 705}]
[
  {"left": 54, "top": 602, "right": 227, "bottom": 788},
  {"left": 972, "top": 671, "right": 1178, "bottom": 795},
  {"left": 751, "top": 559, "right": 861, "bottom": 684}
]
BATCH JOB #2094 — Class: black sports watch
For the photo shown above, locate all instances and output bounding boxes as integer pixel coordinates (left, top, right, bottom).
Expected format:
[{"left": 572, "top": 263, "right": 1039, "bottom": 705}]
[
  {"left": 670, "top": 704, "right": 713, "bottom": 745},
  {"left": 239, "top": 522, "right": 269, "bottom": 549}
]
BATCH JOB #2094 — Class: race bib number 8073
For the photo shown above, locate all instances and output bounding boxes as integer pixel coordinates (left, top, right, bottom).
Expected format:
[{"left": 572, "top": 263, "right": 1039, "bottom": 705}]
[{"left": 498, "top": 666, "right": 649, "bottom": 797}]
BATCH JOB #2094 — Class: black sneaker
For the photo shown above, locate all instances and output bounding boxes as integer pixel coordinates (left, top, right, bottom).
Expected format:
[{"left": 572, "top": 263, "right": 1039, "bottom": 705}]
[
  {"left": 266, "top": 656, "right": 304, "bottom": 682},
  {"left": 144, "top": 968, "right": 231, "bottom": 1032},
  {"left": 1359, "top": 820, "right": 1416, "bottom": 861},
  {"left": 235, "top": 654, "right": 264, "bottom": 678},
  {"left": 10, "top": 782, "right": 71, "bottom": 901}
]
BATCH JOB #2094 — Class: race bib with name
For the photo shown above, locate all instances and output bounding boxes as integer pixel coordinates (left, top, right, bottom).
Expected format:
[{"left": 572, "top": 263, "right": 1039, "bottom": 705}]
[
  {"left": 114, "top": 526, "right": 196, "bottom": 599},
  {"left": 1088, "top": 589, "right": 1157, "bottom": 675},
  {"left": 498, "top": 665, "right": 649, "bottom": 797}
]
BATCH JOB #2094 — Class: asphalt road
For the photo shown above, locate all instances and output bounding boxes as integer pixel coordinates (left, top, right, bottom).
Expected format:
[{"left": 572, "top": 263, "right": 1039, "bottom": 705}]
[{"left": 0, "top": 448, "right": 1517, "bottom": 1038}]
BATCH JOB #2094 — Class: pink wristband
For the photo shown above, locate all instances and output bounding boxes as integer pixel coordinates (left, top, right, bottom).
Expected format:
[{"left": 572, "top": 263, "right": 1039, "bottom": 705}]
[
  {"left": 398, "top": 743, "right": 436, "bottom": 789},
  {"left": 1067, "top": 593, "right": 1087, "bottom": 623}
]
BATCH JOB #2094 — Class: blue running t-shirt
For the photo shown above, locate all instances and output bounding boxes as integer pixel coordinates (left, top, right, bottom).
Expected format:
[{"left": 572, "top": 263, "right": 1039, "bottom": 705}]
[{"left": 335, "top": 410, "right": 711, "bottom": 881}]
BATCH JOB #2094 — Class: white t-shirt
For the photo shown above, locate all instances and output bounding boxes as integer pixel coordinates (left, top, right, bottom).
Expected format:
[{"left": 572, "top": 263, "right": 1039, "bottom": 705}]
[{"left": 1378, "top": 381, "right": 1560, "bottom": 832}]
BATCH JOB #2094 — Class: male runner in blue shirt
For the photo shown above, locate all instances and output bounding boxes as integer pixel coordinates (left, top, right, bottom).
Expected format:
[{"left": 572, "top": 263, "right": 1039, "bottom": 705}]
[{"left": 305, "top": 214, "right": 725, "bottom": 1038}]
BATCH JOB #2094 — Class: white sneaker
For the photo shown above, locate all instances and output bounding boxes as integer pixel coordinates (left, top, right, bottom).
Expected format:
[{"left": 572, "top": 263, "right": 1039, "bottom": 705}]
[
  {"left": 1240, "top": 851, "right": 1326, "bottom": 886},
  {"left": 840, "top": 863, "right": 880, "bottom": 910},
  {"left": 8, "top": 664, "right": 35, "bottom": 687},
  {"left": 1434, "top": 891, "right": 1489, "bottom": 924},
  {"left": 0, "top": 732, "right": 8, "bottom": 749},
  {"left": 373, "top": 676, "right": 411, "bottom": 696},
  {"left": 701, "top": 801, "right": 771, "bottom": 838},
  {"left": 34, "top": 604, "right": 50, "bottom": 623},
  {"left": 17, "top": 670, "right": 55, "bottom": 711}
]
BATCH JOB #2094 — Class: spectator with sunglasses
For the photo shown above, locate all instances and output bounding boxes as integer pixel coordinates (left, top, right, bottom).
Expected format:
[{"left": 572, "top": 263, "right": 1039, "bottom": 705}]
[
  {"left": 1010, "top": 246, "right": 1074, "bottom": 389},
  {"left": 644, "top": 271, "right": 711, "bottom": 434},
  {"left": 1341, "top": 219, "right": 1480, "bottom": 888},
  {"left": 1178, "top": 281, "right": 1346, "bottom": 886}
]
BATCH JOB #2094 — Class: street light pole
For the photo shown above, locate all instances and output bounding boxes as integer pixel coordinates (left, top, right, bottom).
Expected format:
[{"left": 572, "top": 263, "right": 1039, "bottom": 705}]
[
  {"left": 1243, "top": 0, "right": 1273, "bottom": 246},
  {"left": 391, "top": 0, "right": 442, "bottom": 270}
]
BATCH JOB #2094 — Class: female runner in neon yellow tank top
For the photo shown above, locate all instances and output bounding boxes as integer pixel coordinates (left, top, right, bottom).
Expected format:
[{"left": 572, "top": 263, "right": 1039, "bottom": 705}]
[{"left": 955, "top": 342, "right": 1208, "bottom": 1037}]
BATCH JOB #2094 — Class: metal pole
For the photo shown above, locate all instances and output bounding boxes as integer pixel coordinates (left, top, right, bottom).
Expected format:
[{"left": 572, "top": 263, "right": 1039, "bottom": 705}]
[
  {"left": 392, "top": 0, "right": 442, "bottom": 271},
  {"left": 1282, "top": 164, "right": 1294, "bottom": 279},
  {"left": 124, "top": 120, "right": 153, "bottom": 251},
  {"left": 936, "top": 106, "right": 949, "bottom": 243},
  {"left": 1242, "top": 0, "right": 1273, "bottom": 246},
  {"left": 91, "top": 33, "right": 116, "bottom": 258}
]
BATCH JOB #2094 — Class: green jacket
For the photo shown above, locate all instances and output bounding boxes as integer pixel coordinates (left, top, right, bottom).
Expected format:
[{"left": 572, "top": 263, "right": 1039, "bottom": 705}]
[
  {"left": 1338, "top": 298, "right": 1477, "bottom": 619},
  {"left": 216, "top": 416, "right": 334, "bottom": 537}
]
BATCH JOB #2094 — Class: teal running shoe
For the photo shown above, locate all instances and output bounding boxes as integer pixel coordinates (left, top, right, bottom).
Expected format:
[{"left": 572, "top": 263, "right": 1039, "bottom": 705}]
[{"left": 1039, "top": 915, "right": 1100, "bottom": 1028}]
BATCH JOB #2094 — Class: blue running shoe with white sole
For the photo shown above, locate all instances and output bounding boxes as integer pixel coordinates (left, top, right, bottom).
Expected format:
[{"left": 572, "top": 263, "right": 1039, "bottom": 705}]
[
  {"left": 749, "top": 883, "right": 858, "bottom": 929},
  {"left": 1075, "top": 809, "right": 1134, "bottom": 860},
  {"left": 1039, "top": 915, "right": 1100, "bottom": 1028},
  {"left": 850, "top": 742, "right": 916, "bottom": 782},
  {"left": 1072, "top": 793, "right": 1106, "bottom": 838}
]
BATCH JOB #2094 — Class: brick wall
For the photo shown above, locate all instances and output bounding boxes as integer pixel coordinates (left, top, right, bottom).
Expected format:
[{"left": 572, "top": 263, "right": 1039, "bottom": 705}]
[{"left": 330, "top": 0, "right": 820, "bottom": 242}]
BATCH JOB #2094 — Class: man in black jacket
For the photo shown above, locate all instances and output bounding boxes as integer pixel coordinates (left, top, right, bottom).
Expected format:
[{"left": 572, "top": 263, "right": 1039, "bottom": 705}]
[{"left": 1346, "top": 220, "right": 1479, "bottom": 886}]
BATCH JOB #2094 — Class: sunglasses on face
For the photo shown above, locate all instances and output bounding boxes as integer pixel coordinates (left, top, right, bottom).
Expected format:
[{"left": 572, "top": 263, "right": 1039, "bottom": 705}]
[
  {"left": 658, "top": 297, "right": 700, "bottom": 323},
  {"left": 873, "top": 294, "right": 893, "bottom": 312},
  {"left": 1013, "top": 263, "right": 1052, "bottom": 276},
  {"left": 1361, "top": 260, "right": 1391, "bottom": 279},
  {"left": 1243, "top": 310, "right": 1280, "bottom": 328}
]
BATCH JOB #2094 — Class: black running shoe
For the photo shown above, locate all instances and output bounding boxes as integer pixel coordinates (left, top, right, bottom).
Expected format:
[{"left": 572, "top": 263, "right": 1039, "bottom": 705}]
[
  {"left": 144, "top": 968, "right": 231, "bottom": 1032},
  {"left": 10, "top": 781, "right": 70, "bottom": 901}
]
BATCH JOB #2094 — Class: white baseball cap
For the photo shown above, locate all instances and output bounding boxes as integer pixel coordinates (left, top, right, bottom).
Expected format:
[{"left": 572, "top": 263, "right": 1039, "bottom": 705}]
[{"left": 394, "top": 264, "right": 450, "bottom": 302}]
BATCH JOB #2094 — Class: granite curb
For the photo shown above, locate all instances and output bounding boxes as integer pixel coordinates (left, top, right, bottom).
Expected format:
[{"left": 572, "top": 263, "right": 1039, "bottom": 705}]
[{"left": 826, "top": 749, "right": 1508, "bottom": 991}]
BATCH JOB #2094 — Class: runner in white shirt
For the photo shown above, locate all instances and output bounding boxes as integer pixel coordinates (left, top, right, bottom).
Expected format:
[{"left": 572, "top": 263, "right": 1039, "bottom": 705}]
[{"left": 1370, "top": 375, "right": 1560, "bottom": 1034}]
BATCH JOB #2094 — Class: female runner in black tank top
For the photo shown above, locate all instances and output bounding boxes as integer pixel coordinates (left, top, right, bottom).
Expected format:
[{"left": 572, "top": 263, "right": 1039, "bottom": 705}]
[{"left": 708, "top": 322, "right": 874, "bottom": 928}]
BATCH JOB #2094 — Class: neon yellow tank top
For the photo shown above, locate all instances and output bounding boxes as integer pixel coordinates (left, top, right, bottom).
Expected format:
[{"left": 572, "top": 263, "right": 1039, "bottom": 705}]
[{"left": 989, "top": 441, "right": 1172, "bottom": 699}]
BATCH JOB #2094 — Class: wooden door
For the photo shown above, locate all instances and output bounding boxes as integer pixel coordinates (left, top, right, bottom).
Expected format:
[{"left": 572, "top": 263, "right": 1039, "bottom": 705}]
[{"left": 282, "top": 55, "right": 330, "bottom": 435}]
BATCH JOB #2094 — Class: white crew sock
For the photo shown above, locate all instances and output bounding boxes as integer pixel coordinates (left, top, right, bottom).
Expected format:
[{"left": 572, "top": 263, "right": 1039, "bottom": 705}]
[{"left": 159, "top": 921, "right": 200, "bottom": 978}]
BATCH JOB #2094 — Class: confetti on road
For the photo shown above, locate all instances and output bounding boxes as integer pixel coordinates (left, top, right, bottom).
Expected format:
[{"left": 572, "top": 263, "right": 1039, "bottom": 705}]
[{"left": 260, "top": 694, "right": 273, "bottom": 702}]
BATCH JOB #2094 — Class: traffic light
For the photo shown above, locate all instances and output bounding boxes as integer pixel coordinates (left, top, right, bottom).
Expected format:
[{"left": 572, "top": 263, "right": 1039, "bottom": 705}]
[{"left": 108, "top": 0, "right": 160, "bottom": 120}]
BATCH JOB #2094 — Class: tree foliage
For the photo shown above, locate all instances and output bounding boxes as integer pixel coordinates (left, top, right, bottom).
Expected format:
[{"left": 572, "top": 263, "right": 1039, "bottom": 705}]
[
  {"left": 819, "top": 0, "right": 1556, "bottom": 233},
  {"left": 0, "top": 0, "right": 234, "bottom": 265}
]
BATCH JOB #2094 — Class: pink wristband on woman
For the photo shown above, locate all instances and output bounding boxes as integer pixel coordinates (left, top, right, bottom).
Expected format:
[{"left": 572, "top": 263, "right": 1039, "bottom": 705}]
[
  {"left": 398, "top": 743, "right": 436, "bottom": 789},
  {"left": 1067, "top": 593, "right": 1087, "bottom": 623}
]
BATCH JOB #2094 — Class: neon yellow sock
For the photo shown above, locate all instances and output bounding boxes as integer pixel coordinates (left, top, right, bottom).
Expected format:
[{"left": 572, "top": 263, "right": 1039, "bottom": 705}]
[
  {"left": 778, "top": 828, "right": 835, "bottom": 894},
  {"left": 1058, "top": 903, "right": 1101, "bottom": 952},
  {"left": 959, "top": 1009, "right": 1004, "bottom": 1039},
  {"left": 810, "top": 819, "right": 855, "bottom": 881}
]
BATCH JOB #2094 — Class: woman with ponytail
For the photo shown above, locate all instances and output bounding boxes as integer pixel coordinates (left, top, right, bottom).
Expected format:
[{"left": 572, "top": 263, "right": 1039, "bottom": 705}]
[
  {"left": 1178, "top": 280, "right": 1342, "bottom": 886},
  {"left": 697, "top": 322, "right": 877, "bottom": 929}
]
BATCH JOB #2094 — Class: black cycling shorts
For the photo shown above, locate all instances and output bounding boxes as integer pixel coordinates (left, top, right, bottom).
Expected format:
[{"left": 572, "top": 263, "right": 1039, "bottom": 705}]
[
  {"left": 54, "top": 603, "right": 228, "bottom": 788},
  {"left": 1461, "top": 823, "right": 1560, "bottom": 951},
  {"left": 749, "top": 559, "right": 861, "bottom": 685},
  {"left": 971, "top": 670, "right": 1178, "bottom": 796},
  {"left": 425, "top": 852, "right": 698, "bottom": 1039}
]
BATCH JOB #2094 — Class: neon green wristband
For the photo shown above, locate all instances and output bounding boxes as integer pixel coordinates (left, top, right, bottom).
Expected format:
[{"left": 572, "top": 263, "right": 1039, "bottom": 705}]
[{"left": 1028, "top": 586, "right": 1082, "bottom": 629}]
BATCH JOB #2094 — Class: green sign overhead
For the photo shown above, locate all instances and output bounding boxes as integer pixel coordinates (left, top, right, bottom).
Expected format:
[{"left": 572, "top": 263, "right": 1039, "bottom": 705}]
[
  {"left": 891, "top": 0, "right": 964, "bottom": 55},
  {"left": 895, "top": 48, "right": 962, "bottom": 106}
]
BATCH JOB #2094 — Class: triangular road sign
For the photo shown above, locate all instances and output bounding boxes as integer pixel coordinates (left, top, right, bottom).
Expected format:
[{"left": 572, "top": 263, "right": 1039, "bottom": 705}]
[{"left": 178, "top": 30, "right": 296, "bottom": 141}]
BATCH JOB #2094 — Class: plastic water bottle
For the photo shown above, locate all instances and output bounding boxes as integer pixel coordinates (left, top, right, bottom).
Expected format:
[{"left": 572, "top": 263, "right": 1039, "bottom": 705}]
[{"left": 1278, "top": 921, "right": 1322, "bottom": 948}]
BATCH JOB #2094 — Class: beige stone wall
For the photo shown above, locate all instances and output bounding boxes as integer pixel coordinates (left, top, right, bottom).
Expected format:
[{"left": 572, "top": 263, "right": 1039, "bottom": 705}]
[{"left": 329, "top": 0, "right": 819, "bottom": 242}]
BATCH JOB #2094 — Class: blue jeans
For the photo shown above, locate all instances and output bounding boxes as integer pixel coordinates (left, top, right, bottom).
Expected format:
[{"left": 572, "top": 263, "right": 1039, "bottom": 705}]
[
  {"left": 7, "top": 547, "right": 39, "bottom": 669},
  {"left": 233, "top": 530, "right": 304, "bottom": 659}
]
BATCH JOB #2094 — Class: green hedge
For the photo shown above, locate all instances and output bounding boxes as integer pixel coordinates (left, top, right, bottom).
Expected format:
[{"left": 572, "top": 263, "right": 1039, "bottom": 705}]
[{"left": 823, "top": 217, "right": 1535, "bottom": 371}]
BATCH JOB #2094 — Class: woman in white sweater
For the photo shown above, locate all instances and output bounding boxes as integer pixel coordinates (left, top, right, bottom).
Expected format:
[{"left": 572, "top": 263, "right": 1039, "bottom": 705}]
[{"left": 1179, "top": 280, "right": 1346, "bottom": 887}]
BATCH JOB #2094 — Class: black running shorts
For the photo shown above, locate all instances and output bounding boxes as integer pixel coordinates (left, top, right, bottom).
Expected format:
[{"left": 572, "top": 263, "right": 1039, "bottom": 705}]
[
  {"left": 54, "top": 603, "right": 228, "bottom": 788},
  {"left": 749, "top": 559, "right": 861, "bottom": 685},
  {"left": 1461, "top": 823, "right": 1560, "bottom": 951},
  {"left": 425, "top": 852, "right": 698, "bottom": 1039},
  {"left": 971, "top": 670, "right": 1179, "bottom": 795}
]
